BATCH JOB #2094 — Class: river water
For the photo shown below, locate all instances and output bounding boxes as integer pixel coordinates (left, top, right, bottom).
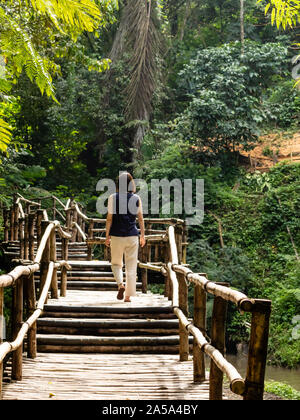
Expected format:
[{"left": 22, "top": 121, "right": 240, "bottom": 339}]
[{"left": 225, "top": 353, "right": 300, "bottom": 391}]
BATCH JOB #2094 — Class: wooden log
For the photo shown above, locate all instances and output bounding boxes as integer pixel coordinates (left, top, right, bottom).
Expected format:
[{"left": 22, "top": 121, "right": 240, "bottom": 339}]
[
  {"left": 193, "top": 284, "right": 206, "bottom": 382},
  {"left": 36, "top": 209, "right": 44, "bottom": 246},
  {"left": 18, "top": 217, "right": 25, "bottom": 260},
  {"left": 24, "top": 214, "right": 29, "bottom": 260},
  {"left": 178, "top": 272, "right": 189, "bottom": 361},
  {"left": 50, "top": 229, "right": 58, "bottom": 299},
  {"left": 26, "top": 272, "right": 37, "bottom": 359},
  {"left": 0, "top": 264, "right": 39, "bottom": 288},
  {"left": 244, "top": 299, "right": 271, "bottom": 400},
  {"left": 11, "top": 277, "right": 23, "bottom": 381},
  {"left": 60, "top": 238, "right": 69, "bottom": 297},
  {"left": 209, "top": 286, "right": 228, "bottom": 400},
  {"left": 172, "top": 265, "right": 254, "bottom": 310},
  {"left": 140, "top": 241, "right": 148, "bottom": 294},
  {"left": 164, "top": 243, "right": 171, "bottom": 299},
  {"left": 28, "top": 213, "right": 35, "bottom": 261},
  {"left": 13, "top": 202, "right": 19, "bottom": 241},
  {"left": 38, "top": 221, "right": 51, "bottom": 302}
]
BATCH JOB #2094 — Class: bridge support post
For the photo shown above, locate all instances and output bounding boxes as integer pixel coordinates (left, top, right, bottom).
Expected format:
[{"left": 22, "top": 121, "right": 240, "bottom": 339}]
[
  {"left": 36, "top": 209, "right": 44, "bottom": 246},
  {"left": 244, "top": 299, "right": 271, "bottom": 400},
  {"left": 24, "top": 214, "right": 29, "bottom": 260},
  {"left": 61, "top": 238, "right": 69, "bottom": 297},
  {"left": 50, "top": 229, "right": 58, "bottom": 299},
  {"left": 28, "top": 213, "right": 36, "bottom": 261},
  {"left": 209, "top": 285, "right": 228, "bottom": 400},
  {"left": 27, "top": 272, "right": 37, "bottom": 359},
  {"left": 18, "top": 217, "right": 25, "bottom": 260},
  {"left": 39, "top": 221, "right": 50, "bottom": 303},
  {"left": 193, "top": 284, "right": 206, "bottom": 382},
  {"left": 11, "top": 277, "right": 23, "bottom": 381},
  {"left": 178, "top": 272, "right": 189, "bottom": 361}
]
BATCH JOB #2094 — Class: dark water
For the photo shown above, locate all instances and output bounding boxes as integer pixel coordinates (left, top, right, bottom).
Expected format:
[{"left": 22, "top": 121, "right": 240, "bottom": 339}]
[{"left": 225, "top": 353, "right": 300, "bottom": 392}]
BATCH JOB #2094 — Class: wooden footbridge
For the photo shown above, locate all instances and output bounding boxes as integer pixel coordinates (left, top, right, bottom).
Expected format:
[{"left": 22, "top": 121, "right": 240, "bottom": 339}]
[{"left": 0, "top": 193, "right": 271, "bottom": 400}]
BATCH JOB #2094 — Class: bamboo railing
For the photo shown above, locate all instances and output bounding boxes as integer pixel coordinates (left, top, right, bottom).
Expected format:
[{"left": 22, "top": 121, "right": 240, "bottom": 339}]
[
  {"left": 0, "top": 194, "right": 271, "bottom": 401},
  {"left": 137, "top": 225, "right": 271, "bottom": 400},
  {"left": 0, "top": 208, "right": 73, "bottom": 399}
]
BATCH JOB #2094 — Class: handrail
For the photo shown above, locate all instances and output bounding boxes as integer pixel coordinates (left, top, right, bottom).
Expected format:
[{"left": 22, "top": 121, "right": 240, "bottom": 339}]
[
  {"left": 166, "top": 226, "right": 245, "bottom": 396},
  {"left": 165, "top": 225, "right": 270, "bottom": 400}
]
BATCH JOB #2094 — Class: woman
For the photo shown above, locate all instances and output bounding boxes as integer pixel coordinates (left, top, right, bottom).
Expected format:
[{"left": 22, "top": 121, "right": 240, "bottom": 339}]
[{"left": 105, "top": 172, "right": 145, "bottom": 302}]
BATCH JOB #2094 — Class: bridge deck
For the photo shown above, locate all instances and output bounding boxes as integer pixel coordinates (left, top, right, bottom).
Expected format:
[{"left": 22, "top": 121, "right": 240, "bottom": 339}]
[
  {"left": 2, "top": 288, "right": 215, "bottom": 400},
  {"left": 3, "top": 353, "right": 211, "bottom": 400}
]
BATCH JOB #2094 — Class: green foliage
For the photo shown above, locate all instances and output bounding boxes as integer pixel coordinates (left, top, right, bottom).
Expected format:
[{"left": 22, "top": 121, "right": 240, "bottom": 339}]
[
  {"left": 263, "top": 80, "right": 300, "bottom": 128},
  {"left": 0, "top": 0, "right": 118, "bottom": 152},
  {"left": 265, "top": 381, "right": 300, "bottom": 399},
  {"left": 161, "top": 41, "right": 289, "bottom": 154},
  {"left": 258, "top": 0, "right": 300, "bottom": 29}
]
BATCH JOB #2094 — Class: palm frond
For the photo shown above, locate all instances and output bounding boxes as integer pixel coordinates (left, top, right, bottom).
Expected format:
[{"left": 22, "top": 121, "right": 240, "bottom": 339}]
[{"left": 0, "top": 116, "right": 12, "bottom": 154}]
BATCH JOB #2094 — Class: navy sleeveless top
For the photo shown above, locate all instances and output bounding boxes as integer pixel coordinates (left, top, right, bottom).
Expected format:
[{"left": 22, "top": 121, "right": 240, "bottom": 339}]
[{"left": 109, "top": 192, "right": 140, "bottom": 237}]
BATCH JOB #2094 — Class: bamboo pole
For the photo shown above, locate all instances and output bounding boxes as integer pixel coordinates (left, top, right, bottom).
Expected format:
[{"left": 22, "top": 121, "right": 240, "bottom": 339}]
[
  {"left": 178, "top": 272, "right": 189, "bottom": 361},
  {"left": 140, "top": 240, "right": 148, "bottom": 293},
  {"left": 11, "top": 277, "right": 23, "bottom": 380},
  {"left": 18, "top": 217, "right": 25, "bottom": 260},
  {"left": 38, "top": 221, "right": 50, "bottom": 302},
  {"left": 209, "top": 285, "right": 228, "bottom": 400},
  {"left": 24, "top": 214, "right": 29, "bottom": 260},
  {"left": 36, "top": 209, "right": 44, "bottom": 246},
  {"left": 60, "top": 238, "right": 69, "bottom": 297},
  {"left": 28, "top": 213, "right": 35, "bottom": 261},
  {"left": 244, "top": 299, "right": 271, "bottom": 400},
  {"left": 50, "top": 229, "right": 58, "bottom": 299},
  {"left": 13, "top": 202, "right": 19, "bottom": 241},
  {"left": 193, "top": 284, "right": 206, "bottom": 382},
  {"left": 26, "top": 271, "right": 37, "bottom": 359}
]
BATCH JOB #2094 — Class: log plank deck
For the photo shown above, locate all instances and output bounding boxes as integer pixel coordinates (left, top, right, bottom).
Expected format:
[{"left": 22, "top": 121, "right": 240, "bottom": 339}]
[{"left": 2, "top": 287, "right": 214, "bottom": 400}]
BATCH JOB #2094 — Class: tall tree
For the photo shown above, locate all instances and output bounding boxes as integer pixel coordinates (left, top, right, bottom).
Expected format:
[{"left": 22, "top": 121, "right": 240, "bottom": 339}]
[
  {"left": 0, "top": 0, "right": 118, "bottom": 153},
  {"left": 109, "top": 0, "right": 162, "bottom": 162}
]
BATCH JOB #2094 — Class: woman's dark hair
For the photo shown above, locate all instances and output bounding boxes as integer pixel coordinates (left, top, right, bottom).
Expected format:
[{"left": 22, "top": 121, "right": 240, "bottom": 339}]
[{"left": 116, "top": 172, "right": 136, "bottom": 193}]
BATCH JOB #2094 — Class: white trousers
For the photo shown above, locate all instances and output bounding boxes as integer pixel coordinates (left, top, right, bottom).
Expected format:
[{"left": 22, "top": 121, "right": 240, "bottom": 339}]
[{"left": 110, "top": 235, "right": 139, "bottom": 297}]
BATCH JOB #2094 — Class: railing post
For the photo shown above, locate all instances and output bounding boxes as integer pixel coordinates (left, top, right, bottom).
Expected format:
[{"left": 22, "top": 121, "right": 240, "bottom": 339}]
[
  {"left": 11, "top": 277, "right": 23, "bottom": 381},
  {"left": 24, "top": 214, "right": 29, "bottom": 260},
  {"left": 182, "top": 222, "right": 187, "bottom": 265},
  {"left": 18, "top": 217, "right": 25, "bottom": 260},
  {"left": 140, "top": 240, "right": 148, "bottom": 293},
  {"left": 13, "top": 202, "right": 19, "bottom": 242},
  {"left": 0, "top": 286, "right": 4, "bottom": 399},
  {"left": 50, "top": 228, "right": 58, "bottom": 299},
  {"left": 178, "top": 272, "right": 189, "bottom": 361},
  {"left": 61, "top": 237, "right": 69, "bottom": 297},
  {"left": 39, "top": 220, "right": 50, "bottom": 302},
  {"left": 209, "top": 283, "right": 229, "bottom": 400},
  {"left": 36, "top": 209, "right": 44, "bottom": 246},
  {"left": 164, "top": 241, "right": 172, "bottom": 300},
  {"left": 175, "top": 224, "right": 183, "bottom": 264},
  {"left": 87, "top": 220, "right": 94, "bottom": 261},
  {"left": 193, "top": 283, "right": 206, "bottom": 382},
  {"left": 28, "top": 213, "right": 36, "bottom": 261},
  {"left": 27, "top": 271, "right": 37, "bottom": 358},
  {"left": 244, "top": 299, "right": 272, "bottom": 400}
]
